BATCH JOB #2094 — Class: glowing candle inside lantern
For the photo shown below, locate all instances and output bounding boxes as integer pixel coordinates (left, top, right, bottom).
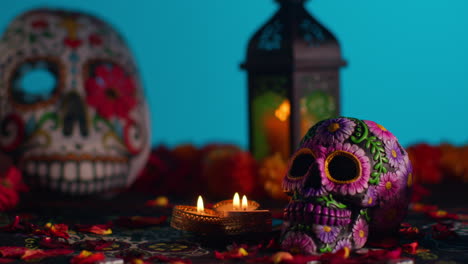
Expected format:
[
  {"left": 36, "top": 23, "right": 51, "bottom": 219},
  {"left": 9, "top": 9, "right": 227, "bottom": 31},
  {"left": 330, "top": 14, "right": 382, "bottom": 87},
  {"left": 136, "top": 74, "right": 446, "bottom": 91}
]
[
  {"left": 233, "top": 192, "right": 240, "bottom": 210},
  {"left": 275, "top": 100, "right": 290, "bottom": 122},
  {"left": 264, "top": 99, "right": 291, "bottom": 159},
  {"left": 242, "top": 195, "right": 248, "bottom": 211},
  {"left": 197, "top": 195, "right": 204, "bottom": 213}
]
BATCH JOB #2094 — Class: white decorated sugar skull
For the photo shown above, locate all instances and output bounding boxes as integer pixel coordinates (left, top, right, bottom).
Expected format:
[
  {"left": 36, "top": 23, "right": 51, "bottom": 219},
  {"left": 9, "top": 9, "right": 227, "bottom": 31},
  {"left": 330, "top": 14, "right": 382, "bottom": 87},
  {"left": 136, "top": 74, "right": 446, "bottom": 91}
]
[
  {"left": 281, "top": 117, "right": 413, "bottom": 254},
  {"left": 0, "top": 9, "right": 150, "bottom": 195}
]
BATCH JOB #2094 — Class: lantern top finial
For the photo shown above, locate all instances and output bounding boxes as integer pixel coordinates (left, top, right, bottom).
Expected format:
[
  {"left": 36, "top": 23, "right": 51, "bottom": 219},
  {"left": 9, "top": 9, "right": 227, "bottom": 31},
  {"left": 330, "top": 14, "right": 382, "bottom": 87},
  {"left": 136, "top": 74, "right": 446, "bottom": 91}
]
[{"left": 242, "top": 0, "right": 346, "bottom": 71}]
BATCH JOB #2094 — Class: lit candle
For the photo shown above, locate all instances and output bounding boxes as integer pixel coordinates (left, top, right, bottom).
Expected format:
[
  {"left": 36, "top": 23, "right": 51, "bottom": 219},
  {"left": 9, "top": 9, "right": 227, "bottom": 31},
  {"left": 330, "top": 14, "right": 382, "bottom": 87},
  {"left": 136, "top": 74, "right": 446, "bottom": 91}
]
[
  {"left": 264, "top": 99, "right": 290, "bottom": 159},
  {"left": 197, "top": 195, "right": 204, "bottom": 213},
  {"left": 171, "top": 195, "right": 223, "bottom": 234},
  {"left": 233, "top": 192, "right": 240, "bottom": 210},
  {"left": 242, "top": 195, "right": 248, "bottom": 211},
  {"left": 213, "top": 193, "right": 272, "bottom": 234}
]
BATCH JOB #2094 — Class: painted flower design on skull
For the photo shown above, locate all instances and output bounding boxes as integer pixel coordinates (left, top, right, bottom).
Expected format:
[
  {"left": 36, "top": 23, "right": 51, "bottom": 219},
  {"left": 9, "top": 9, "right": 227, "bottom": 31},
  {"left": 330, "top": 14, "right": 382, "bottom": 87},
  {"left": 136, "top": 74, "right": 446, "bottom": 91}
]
[
  {"left": 352, "top": 218, "right": 368, "bottom": 248},
  {"left": 313, "top": 117, "right": 356, "bottom": 146},
  {"left": 281, "top": 117, "right": 412, "bottom": 254},
  {"left": 385, "top": 140, "right": 405, "bottom": 168},
  {"left": 281, "top": 232, "right": 316, "bottom": 255},
  {"left": 361, "top": 186, "right": 377, "bottom": 207},
  {"left": 0, "top": 9, "right": 150, "bottom": 195},
  {"left": 364, "top": 120, "right": 396, "bottom": 142},
  {"left": 377, "top": 172, "right": 402, "bottom": 200},
  {"left": 333, "top": 239, "right": 352, "bottom": 253},
  {"left": 313, "top": 225, "right": 340, "bottom": 244},
  {"left": 316, "top": 142, "right": 371, "bottom": 196},
  {"left": 85, "top": 64, "right": 137, "bottom": 120}
]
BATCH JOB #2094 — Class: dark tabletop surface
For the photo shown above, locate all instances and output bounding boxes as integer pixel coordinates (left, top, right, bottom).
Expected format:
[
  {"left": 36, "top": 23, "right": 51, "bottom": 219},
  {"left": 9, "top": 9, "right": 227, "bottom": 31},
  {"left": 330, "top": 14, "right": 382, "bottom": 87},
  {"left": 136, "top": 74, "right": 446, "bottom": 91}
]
[{"left": 0, "top": 182, "right": 467, "bottom": 264}]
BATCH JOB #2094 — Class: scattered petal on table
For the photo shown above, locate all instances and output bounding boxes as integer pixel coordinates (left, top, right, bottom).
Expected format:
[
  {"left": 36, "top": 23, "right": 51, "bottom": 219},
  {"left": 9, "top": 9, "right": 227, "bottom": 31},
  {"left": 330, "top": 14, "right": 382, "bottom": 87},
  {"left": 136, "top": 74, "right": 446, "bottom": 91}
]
[
  {"left": 40, "top": 237, "right": 71, "bottom": 249},
  {"left": 0, "top": 247, "right": 27, "bottom": 258},
  {"left": 22, "top": 249, "right": 74, "bottom": 261},
  {"left": 71, "top": 250, "right": 106, "bottom": 264},
  {"left": 75, "top": 224, "right": 113, "bottom": 235},
  {"left": 145, "top": 196, "right": 170, "bottom": 207}
]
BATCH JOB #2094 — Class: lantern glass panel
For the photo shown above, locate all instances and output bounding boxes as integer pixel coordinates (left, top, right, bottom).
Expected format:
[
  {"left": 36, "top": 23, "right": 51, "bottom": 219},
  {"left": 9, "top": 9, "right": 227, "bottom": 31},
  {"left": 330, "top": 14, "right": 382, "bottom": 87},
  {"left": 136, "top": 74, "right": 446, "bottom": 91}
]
[
  {"left": 296, "top": 71, "right": 339, "bottom": 137},
  {"left": 251, "top": 75, "right": 290, "bottom": 160}
]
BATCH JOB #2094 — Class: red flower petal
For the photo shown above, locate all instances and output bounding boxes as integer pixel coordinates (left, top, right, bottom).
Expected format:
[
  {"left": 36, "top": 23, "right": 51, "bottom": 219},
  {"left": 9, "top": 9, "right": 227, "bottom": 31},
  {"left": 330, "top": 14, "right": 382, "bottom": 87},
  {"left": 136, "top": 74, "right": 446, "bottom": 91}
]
[
  {"left": 48, "top": 223, "right": 70, "bottom": 239},
  {"left": 0, "top": 247, "right": 27, "bottom": 258},
  {"left": 64, "top": 38, "right": 83, "bottom": 48},
  {"left": 145, "top": 196, "right": 170, "bottom": 207},
  {"left": 85, "top": 64, "right": 137, "bottom": 120},
  {"left": 410, "top": 203, "right": 438, "bottom": 213},
  {"left": 0, "top": 216, "right": 22, "bottom": 232},
  {"left": 402, "top": 242, "right": 419, "bottom": 254},
  {"left": 214, "top": 246, "right": 254, "bottom": 260},
  {"left": 427, "top": 210, "right": 459, "bottom": 220},
  {"left": 120, "top": 77, "right": 136, "bottom": 94},
  {"left": 40, "top": 237, "right": 71, "bottom": 249},
  {"left": 35, "top": 223, "right": 70, "bottom": 239},
  {"left": 22, "top": 249, "right": 74, "bottom": 261},
  {"left": 75, "top": 224, "right": 112, "bottom": 235},
  {"left": 431, "top": 223, "right": 457, "bottom": 240},
  {"left": 88, "top": 34, "right": 103, "bottom": 45},
  {"left": 84, "top": 78, "right": 103, "bottom": 96},
  {"left": 95, "top": 66, "right": 113, "bottom": 83},
  {"left": 70, "top": 250, "right": 106, "bottom": 264},
  {"left": 31, "top": 20, "right": 48, "bottom": 29}
]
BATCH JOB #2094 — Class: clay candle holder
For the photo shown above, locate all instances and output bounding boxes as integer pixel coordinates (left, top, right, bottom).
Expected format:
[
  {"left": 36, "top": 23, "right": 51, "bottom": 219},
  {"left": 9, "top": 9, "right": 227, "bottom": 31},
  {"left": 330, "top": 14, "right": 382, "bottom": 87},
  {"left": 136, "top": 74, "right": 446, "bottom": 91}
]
[
  {"left": 171, "top": 194, "right": 272, "bottom": 236},
  {"left": 213, "top": 193, "right": 272, "bottom": 235},
  {"left": 171, "top": 196, "right": 223, "bottom": 235}
]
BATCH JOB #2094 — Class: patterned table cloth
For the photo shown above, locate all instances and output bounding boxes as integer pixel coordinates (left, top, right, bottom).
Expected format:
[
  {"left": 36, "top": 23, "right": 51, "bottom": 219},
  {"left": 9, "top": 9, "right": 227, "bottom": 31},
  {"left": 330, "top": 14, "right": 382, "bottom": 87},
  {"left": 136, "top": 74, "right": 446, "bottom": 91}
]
[{"left": 0, "top": 183, "right": 467, "bottom": 264}]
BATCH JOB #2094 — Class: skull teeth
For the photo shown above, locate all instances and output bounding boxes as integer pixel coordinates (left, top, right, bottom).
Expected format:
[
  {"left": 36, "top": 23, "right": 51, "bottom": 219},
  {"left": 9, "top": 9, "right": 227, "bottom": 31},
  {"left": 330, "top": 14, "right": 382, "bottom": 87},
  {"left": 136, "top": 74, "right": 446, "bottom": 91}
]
[
  {"left": 284, "top": 202, "right": 352, "bottom": 226},
  {"left": 21, "top": 159, "right": 128, "bottom": 195}
]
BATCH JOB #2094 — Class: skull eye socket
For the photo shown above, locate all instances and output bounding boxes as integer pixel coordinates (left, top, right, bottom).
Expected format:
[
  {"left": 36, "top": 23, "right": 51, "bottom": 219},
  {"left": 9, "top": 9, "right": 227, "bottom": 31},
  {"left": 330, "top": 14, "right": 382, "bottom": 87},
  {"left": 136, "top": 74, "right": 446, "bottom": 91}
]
[
  {"left": 9, "top": 58, "right": 62, "bottom": 109},
  {"left": 288, "top": 148, "right": 316, "bottom": 179},
  {"left": 325, "top": 150, "right": 361, "bottom": 184}
]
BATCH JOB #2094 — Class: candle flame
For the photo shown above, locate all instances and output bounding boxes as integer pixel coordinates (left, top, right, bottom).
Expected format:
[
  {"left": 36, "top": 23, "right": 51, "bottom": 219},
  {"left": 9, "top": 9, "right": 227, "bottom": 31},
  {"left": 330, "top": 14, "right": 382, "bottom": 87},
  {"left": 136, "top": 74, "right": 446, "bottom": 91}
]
[
  {"left": 275, "top": 100, "right": 290, "bottom": 122},
  {"left": 233, "top": 192, "right": 240, "bottom": 210},
  {"left": 242, "top": 195, "right": 248, "bottom": 211},
  {"left": 197, "top": 195, "right": 204, "bottom": 213}
]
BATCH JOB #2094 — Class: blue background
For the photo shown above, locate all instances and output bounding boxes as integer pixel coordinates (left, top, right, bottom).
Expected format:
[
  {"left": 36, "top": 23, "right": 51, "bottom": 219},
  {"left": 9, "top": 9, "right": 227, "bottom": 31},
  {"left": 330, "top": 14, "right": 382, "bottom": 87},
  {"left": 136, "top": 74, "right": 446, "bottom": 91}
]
[{"left": 1, "top": 0, "right": 467, "bottom": 148}]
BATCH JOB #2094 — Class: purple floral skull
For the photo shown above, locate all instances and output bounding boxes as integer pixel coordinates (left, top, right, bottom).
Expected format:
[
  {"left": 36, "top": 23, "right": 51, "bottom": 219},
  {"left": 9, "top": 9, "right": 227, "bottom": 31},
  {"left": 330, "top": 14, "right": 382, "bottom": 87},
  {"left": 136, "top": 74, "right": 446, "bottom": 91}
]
[
  {"left": 0, "top": 9, "right": 150, "bottom": 195},
  {"left": 281, "top": 117, "right": 412, "bottom": 254}
]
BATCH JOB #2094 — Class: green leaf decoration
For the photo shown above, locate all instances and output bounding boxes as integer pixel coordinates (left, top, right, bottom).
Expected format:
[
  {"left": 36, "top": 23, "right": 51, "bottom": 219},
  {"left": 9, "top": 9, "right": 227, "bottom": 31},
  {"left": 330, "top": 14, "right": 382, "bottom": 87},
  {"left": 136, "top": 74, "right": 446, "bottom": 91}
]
[
  {"left": 373, "top": 152, "right": 379, "bottom": 161},
  {"left": 350, "top": 118, "right": 389, "bottom": 185},
  {"left": 360, "top": 209, "right": 371, "bottom": 222},
  {"left": 350, "top": 118, "right": 368, "bottom": 144},
  {"left": 37, "top": 112, "right": 59, "bottom": 130},
  {"left": 319, "top": 244, "right": 333, "bottom": 253},
  {"left": 317, "top": 194, "right": 347, "bottom": 209}
]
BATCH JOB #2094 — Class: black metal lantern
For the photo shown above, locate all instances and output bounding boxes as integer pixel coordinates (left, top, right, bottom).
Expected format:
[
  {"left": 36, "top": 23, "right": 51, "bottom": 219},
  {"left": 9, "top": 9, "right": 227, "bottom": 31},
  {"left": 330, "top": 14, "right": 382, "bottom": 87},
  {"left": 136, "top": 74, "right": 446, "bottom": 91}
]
[{"left": 242, "top": 0, "right": 346, "bottom": 160}]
